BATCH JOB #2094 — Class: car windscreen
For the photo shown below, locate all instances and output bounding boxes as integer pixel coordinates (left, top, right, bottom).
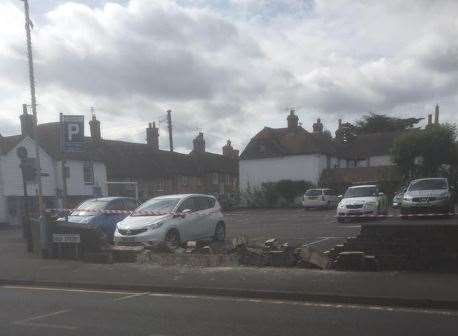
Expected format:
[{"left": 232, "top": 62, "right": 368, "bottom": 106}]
[
  {"left": 305, "top": 189, "right": 322, "bottom": 196},
  {"left": 133, "top": 198, "right": 181, "bottom": 215},
  {"left": 409, "top": 179, "right": 447, "bottom": 191},
  {"left": 71, "top": 200, "right": 109, "bottom": 215},
  {"left": 344, "top": 187, "right": 377, "bottom": 198}
]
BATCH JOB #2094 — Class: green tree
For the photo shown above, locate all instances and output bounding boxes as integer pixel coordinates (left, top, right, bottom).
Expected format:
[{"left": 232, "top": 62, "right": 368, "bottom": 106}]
[
  {"left": 355, "top": 113, "right": 423, "bottom": 134},
  {"left": 391, "top": 124, "right": 457, "bottom": 179}
]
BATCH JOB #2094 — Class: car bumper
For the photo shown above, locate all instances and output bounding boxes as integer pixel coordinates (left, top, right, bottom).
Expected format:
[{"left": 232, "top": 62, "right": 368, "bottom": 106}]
[
  {"left": 303, "top": 200, "right": 328, "bottom": 208},
  {"left": 114, "top": 229, "right": 166, "bottom": 246},
  {"left": 400, "top": 201, "right": 452, "bottom": 214},
  {"left": 337, "top": 209, "right": 376, "bottom": 217}
]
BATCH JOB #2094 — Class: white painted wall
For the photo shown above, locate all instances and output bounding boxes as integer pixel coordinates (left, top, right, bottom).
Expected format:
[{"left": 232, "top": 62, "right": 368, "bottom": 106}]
[
  {"left": 1, "top": 137, "right": 57, "bottom": 197},
  {"left": 368, "top": 155, "right": 393, "bottom": 166},
  {"left": 55, "top": 160, "right": 107, "bottom": 196},
  {"left": 239, "top": 154, "right": 326, "bottom": 191}
]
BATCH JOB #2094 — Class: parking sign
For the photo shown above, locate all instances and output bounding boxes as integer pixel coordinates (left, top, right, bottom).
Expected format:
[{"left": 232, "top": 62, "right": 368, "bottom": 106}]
[{"left": 61, "top": 115, "right": 84, "bottom": 152}]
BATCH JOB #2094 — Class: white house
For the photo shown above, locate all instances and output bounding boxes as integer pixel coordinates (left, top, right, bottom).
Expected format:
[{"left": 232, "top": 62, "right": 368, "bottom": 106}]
[
  {"left": 0, "top": 110, "right": 107, "bottom": 226},
  {"left": 239, "top": 110, "right": 400, "bottom": 191}
]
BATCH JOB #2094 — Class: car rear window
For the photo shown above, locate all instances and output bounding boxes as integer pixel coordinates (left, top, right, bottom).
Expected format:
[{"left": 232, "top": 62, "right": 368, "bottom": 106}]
[
  {"left": 305, "top": 189, "right": 322, "bottom": 196},
  {"left": 409, "top": 179, "right": 448, "bottom": 191}
]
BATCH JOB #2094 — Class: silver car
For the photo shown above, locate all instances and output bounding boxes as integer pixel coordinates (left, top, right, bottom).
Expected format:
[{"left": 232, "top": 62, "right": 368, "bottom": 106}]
[
  {"left": 114, "top": 194, "right": 225, "bottom": 246},
  {"left": 401, "top": 178, "right": 455, "bottom": 216}
]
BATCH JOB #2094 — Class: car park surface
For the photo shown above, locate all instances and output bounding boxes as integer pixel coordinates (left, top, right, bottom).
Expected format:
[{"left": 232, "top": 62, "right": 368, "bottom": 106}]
[{"left": 223, "top": 207, "right": 457, "bottom": 252}]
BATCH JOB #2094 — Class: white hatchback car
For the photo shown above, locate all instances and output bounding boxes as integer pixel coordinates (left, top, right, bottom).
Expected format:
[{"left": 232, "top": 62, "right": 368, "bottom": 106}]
[
  {"left": 114, "top": 194, "right": 225, "bottom": 246},
  {"left": 303, "top": 188, "right": 339, "bottom": 209}
]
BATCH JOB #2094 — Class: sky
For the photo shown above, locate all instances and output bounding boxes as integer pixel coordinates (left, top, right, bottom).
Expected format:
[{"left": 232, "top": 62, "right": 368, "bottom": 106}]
[{"left": 1, "top": 0, "right": 457, "bottom": 153}]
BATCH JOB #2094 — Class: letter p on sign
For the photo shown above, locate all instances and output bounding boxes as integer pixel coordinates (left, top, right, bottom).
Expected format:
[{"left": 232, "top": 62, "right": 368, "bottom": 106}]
[{"left": 61, "top": 115, "right": 84, "bottom": 152}]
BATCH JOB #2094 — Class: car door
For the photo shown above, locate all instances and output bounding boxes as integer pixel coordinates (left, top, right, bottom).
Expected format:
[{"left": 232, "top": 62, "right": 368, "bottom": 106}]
[
  {"left": 195, "top": 196, "right": 213, "bottom": 238},
  {"left": 175, "top": 197, "right": 200, "bottom": 241}
]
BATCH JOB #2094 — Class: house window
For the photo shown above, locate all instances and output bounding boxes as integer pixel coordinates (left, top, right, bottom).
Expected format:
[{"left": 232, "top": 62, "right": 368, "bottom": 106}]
[
  {"left": 225, "top": 174, "right": 230, "bottom": 185},
  {"left": 212, "top": 173, "right": 219, "bottom": 185},
  {"left": 83, "top": 162, "right": 94, "bottom": 185},
  {"left": 180, "top": 175, "right": 188, "bottom": 186}
]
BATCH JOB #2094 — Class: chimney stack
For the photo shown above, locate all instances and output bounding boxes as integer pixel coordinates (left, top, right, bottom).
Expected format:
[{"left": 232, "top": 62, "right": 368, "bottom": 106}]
[
  {"left": 312, "top": 118, "right": 324, "bottom": 133},
  {"left": 193, "top": 132, "right": 206, "bottom": 153},
  {"left": 338, "top": 119, "right": 342, "bottom": 128},
  {"left": 434, "top": 104, "right": 440, "bottom": 124},
  {"left": 223, "top": 139, "right": 239, "bottom": 159},
  {"left": 20, "top": 104, "right": 35, "bottom": 138},
  {"left": 89, "top": 113, "right": 101, "bottom": 143},
  {"left": 427, "top": 114, "right": 432, "bottom": 125},
  {"left": 287, "top": 109, "right": 299, "bottom": 131},
  {"left": 146, "top": 122, "right": 159, "bottom": 150}
]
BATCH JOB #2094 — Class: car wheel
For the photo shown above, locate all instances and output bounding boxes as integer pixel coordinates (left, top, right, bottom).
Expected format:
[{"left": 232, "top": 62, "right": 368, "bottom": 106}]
[
  {"left": 213, "top": 222, "right": 226, "bottom": 242},
  {"left": 165, "top": 229, "right": 180, "bottom": 247}
]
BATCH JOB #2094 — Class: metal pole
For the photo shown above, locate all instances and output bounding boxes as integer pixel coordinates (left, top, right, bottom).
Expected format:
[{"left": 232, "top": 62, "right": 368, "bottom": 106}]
[
  {"left": 22, "top": 0, "right": 46, "bottom": 255},
  {"left": 167, "top": 110, "right": 173, "bottom": 152}
]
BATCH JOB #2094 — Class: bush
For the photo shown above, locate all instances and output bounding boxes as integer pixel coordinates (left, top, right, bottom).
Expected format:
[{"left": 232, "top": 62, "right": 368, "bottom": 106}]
[{"left": 241, "top": 180, "right": 314, "bottom": 208}]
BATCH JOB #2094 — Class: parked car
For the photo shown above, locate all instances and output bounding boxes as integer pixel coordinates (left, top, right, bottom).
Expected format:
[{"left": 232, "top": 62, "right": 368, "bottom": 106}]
[
  {"left": 303, "top": 188, "right": 339, "bottom": 209},
  {"left": 392, "top": 186, "right": 407, "bottom": 208},
  {"left": 336, "top": 185, "right": 388, "bottom": 222},
  {"left": 56, "top": 197, "right": 139, "bottom": 243},
  {"left": 114, "top": 194, "right": 225, "bottom": 247},
  {"left": 400, "top": 178, "right": 455, "bottom": 217}
]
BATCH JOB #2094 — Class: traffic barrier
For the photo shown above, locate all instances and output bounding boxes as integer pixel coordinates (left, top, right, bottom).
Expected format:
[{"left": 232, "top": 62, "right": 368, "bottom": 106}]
[
  {"left": 336, "top": 213, "right": 455, "bottom": 218},
  {"left": 45, "top": 208, "right": 221, "bottom": 216}
]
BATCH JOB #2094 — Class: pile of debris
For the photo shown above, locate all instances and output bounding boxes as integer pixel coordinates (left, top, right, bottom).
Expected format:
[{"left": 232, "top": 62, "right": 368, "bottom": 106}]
[
  {"left": 234, "top": 238, "right": 329, "bottom": 269},
  {"left": 107, "top": 237, "right": 331, "bottom": 269}
]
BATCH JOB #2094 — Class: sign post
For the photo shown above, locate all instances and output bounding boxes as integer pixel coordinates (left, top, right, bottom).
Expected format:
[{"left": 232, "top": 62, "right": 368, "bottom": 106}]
[{"left": 60, "top": 114, "right": 84, "bottom": 209}]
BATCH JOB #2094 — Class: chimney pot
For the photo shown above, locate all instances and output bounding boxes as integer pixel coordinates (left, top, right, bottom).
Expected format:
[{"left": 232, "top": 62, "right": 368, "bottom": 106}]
[
  {"left": 434, "top": 104, "right": 439, "bottom": 124},
  {"left": 19, "top": 104, "right": 34, "bottom": 137},
  {"left": 146, "top": 121, "right": 159, "bottom": 150},
  {"left": 193, "top": 132, "right": 206, "bottom": 153},
  {"left": 89, "top": 114, "right": 101, "bottom": 143},
  {"left": 287, "top": 109, "right": 299, "bottom": 130},
  {"left": 427, "top": 114, "right": 432, "bottom": 125}
]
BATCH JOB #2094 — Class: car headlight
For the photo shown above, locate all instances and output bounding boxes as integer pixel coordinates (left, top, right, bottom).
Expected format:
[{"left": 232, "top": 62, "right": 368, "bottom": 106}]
[
  {"left": 149, "top": 221, "right": 164, "bottom": 230},
  {"left": 338, "top": 203, "right": 345, "bottom": 209}
]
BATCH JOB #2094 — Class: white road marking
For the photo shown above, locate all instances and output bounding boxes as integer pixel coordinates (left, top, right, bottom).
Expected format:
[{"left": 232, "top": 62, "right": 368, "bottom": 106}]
[
  {"left": 303, "top": 237, "right": 331, "bottom": 247},
  {"left": 114, "top": 292, "right": 149, "bottom": 301},
  {"left": 13, "top": 309, "right": 76, "bottom": 330},
  {"left": 336, "top": 225, "right": 361, "bottom": 228},
  {"left": 2, "top": 285, "right": 132, "bottom": 295},
  {"left": 5, "top": 285, "right": 458, "bottom": 318},
  {"left": 147, "top": 293, "right": 458, "bottom": 317}
]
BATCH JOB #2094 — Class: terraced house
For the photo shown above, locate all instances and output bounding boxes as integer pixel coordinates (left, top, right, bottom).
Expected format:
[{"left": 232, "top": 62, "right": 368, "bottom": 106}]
[{"left": 0, "top": 108, "right": 238, "bottom": 226}]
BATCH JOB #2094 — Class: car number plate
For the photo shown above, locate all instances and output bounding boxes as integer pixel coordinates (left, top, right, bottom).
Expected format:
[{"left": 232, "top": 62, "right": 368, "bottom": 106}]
[
  {"left": 119, "top": 236, "right": 136, "bottom": 243},
  {"left": 349, "top": 211, "right": 362, "bottom": 215},
  {"left": 308, "top": 196, "right": 318, "bottom": 200},
  {"left": 52, "top": 234, "right": 81, "bottom": 244}
]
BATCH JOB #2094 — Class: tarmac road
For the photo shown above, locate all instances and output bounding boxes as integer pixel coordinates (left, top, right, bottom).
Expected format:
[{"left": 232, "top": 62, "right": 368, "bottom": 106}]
[
  {"left": 224, "top": 208, "right": 458, "bottom": 251},
  {"left": 1, "top": 285, "right": 458, "bottom": 336}
]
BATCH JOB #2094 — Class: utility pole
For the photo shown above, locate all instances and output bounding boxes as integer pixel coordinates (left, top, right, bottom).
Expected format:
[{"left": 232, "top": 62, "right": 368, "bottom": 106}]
[
  {"left": 22, "top": 0, "right": 42, "bottom": 197},
  {"left": 167, "top": 109, "right": 174, "bottom": 152},
  {"left": 21, "top": 0, "right": 46, "bottom": 255}
]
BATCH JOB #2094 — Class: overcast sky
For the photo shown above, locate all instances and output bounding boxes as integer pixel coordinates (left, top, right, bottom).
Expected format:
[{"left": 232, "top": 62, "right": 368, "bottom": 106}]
[{"left": 1, "top": 0, "right": 457, "bottom": 153}]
